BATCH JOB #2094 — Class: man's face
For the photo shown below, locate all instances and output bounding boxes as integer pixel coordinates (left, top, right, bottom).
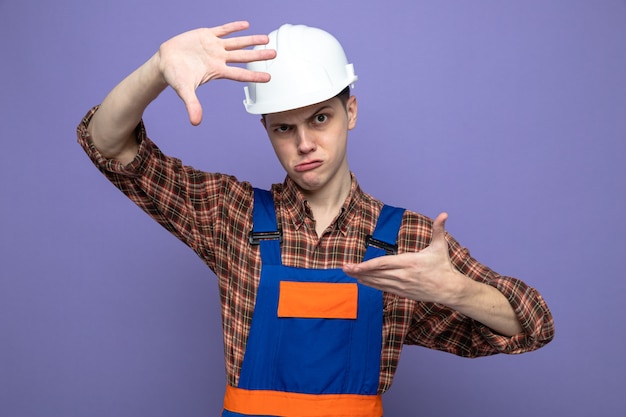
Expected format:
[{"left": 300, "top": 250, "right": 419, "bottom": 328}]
[{"left": 262, "top": 95, "right": 358, "bottom": 196}]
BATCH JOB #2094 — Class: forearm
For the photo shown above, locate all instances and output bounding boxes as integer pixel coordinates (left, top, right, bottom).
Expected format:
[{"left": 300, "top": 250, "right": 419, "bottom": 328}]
[
  {"left": 88, "top": 53, "right": 167, "bottom": 164},
  {"left": 445, "top": 271, "right": 523, "bottom": 337}
]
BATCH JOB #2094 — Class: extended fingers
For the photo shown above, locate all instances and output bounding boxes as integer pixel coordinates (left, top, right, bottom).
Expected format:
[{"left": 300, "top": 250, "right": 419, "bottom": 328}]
[
  {"left": 211, "top": 21, "right": 252, "bottom": 38},
  {"left": 225, "top": 47, "right": 276, "bottom": 65},
  {"left": 217, "top": 65, "right": 269, "bottom": 83},
  {"left": 344, "top": 262, "right": 410, "bottom": 295},
  {"left": 211, "top": 26, "right": 276, "bottom": 76},
  {"left": 212, "top": 21, "right": 274, "bottom": 56},
  {"left": 223, "top": 34, "right": 271, "bottom": 52},
  {"left": 343, "top": 256, "right": 402, "bottom": 277}
]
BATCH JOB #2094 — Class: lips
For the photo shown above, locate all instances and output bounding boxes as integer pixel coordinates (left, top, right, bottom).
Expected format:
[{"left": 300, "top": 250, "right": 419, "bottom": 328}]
[{"left": 294, "top": 160, "right": 323, "bottom": 172}]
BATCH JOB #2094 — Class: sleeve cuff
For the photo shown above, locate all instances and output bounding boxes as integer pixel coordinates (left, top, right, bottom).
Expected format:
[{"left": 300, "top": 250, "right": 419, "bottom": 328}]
[
  {"left": 76, "top": 105, "right": 153, "bottom": 178},
  {"left": 480, "top": 276, "right": 554, "bottom": 354}
]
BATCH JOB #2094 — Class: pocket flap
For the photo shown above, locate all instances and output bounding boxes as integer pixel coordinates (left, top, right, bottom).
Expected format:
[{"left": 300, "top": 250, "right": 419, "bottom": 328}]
[{"left": 278, "top": 281, "right": 358, "bottom": 319}]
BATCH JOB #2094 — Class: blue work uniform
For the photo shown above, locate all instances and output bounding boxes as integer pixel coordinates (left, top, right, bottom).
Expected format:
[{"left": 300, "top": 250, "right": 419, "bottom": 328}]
[{"left": 223, "top": 189, "right": 404, "bottom": 417}]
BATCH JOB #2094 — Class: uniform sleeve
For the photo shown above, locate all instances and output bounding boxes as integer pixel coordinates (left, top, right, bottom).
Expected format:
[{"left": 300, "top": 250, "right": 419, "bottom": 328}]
[
  {"left": 399, "top": 213, "right": 554, "bottom": 357},
  {"left": 76, "top": 106, "right": 253, "bottom": 272}
]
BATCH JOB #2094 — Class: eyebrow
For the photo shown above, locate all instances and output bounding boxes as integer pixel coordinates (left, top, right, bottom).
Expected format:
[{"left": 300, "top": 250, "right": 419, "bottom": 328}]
[{"left": 267, "top": 105, "right": 333, "bottom": 128}]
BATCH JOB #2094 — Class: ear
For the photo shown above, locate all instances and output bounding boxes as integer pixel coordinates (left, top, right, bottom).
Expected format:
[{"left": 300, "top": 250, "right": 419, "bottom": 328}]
[
  {"left": 260, "top": 116, "right": 267, "bottom": 130},
  {"left": 347, "top": 95, "right": 358, "bottom": 130}
]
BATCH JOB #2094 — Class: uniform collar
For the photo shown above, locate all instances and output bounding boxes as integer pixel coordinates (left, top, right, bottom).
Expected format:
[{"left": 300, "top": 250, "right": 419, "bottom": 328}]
[{"left": 276, "top": 174, "right": 363, "bottom": 235}]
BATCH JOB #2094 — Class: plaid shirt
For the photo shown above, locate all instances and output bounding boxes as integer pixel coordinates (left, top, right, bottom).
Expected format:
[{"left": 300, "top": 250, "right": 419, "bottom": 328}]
[{"left": 77, "top": 107, "right": 554, "bottom": 393}]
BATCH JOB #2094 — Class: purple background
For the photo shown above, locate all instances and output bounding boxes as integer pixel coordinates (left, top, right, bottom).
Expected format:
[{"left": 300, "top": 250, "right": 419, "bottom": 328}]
[{"left": 1, "top": 1, "right": 625, "bottom": 416}]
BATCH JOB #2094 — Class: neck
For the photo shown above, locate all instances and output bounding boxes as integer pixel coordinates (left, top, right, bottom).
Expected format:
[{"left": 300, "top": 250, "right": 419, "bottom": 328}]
[{"left": 301, "top": 172, "right": 352, "bottom": 236}]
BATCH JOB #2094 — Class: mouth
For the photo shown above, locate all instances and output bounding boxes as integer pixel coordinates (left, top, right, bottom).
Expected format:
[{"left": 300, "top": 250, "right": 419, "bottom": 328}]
[{"left": 294, "top": 160, "right": 323, "bottom": 173}]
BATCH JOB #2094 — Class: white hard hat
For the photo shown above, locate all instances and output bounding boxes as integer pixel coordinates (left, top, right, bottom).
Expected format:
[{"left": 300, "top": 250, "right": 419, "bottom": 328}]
[{"left": 243, "top": 24, "right": 358, "bottom": 115}]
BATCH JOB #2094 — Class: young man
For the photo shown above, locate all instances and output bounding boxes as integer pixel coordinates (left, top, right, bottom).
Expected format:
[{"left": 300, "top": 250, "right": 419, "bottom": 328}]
[{"left": 77, "top": 21, "right": 554, "bottom": 417}]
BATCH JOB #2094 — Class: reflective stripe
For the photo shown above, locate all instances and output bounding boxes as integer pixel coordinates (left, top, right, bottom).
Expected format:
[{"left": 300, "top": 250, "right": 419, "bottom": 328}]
[
  {"left": 278, "top": 281, "right": 358, "bottom": 319},
  {"left": 224, "top": 385, "right": 383, "bottom": 417}
]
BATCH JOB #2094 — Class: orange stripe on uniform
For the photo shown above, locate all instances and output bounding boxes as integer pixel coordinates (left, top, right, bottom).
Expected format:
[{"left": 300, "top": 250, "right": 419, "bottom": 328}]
[
  {"left": 224, "top": 385, "right": 383, "bottom": 417},
  {"left": 278, "top": 281, "right": 358, "bottom": 319}
]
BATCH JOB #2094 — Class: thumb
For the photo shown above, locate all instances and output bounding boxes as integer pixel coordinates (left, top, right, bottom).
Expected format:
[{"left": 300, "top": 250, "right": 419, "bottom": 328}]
[
  {"left": 174, "top": 84, "right": 203, "bottom": 126},
  {"left": 183, "top": 93, "right": 203, "bottom": 126},
  {"left": 430, "top": 212, "right": 449, "bottom": 247}
]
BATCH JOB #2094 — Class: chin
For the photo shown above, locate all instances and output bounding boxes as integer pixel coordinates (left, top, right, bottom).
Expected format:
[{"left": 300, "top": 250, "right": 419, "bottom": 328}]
[
  {"left": 290, "top": 172, "right": 321, "bottom": 189},
  {"left": 294, "top": 179, "right": 324, "bottom": 193}
]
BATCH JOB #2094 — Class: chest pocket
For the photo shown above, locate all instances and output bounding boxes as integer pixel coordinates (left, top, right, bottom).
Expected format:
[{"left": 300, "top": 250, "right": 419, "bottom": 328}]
[{"left": 278, "top": 281, "right": 358, "bottom": 319}]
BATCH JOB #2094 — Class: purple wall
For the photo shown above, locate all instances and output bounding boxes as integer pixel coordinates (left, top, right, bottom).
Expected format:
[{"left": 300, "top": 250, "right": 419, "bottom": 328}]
[{"left": 1, "top": 1, "right": 625, "bottom": 416}]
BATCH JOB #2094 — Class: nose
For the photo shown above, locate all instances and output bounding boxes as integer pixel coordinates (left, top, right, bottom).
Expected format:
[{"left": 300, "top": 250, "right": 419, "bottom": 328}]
[{"left": 296, "top": 128, "right": 317, "bottom": 154}]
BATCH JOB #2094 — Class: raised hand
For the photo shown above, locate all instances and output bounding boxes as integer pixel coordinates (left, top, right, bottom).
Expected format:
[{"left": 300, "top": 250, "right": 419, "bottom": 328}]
[
  {"left": 156, "top": 21, "right": 276, "bottom": 125},
  {"left": 88, "top": 21, "right": 276, "bottom": 163}
]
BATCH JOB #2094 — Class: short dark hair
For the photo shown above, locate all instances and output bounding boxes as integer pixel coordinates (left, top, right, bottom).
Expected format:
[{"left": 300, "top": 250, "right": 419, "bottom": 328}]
[{"left": 335, "top": 86, "right": 351, "bottom": 108}]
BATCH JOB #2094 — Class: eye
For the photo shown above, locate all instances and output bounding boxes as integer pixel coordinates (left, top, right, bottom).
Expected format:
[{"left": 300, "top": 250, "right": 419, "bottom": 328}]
[
  {"left": 313, "top": 114, "right": 328, "bottom": 124},
  {"left": 274, "top": 124, "right": 291, "bottom": 133}
]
